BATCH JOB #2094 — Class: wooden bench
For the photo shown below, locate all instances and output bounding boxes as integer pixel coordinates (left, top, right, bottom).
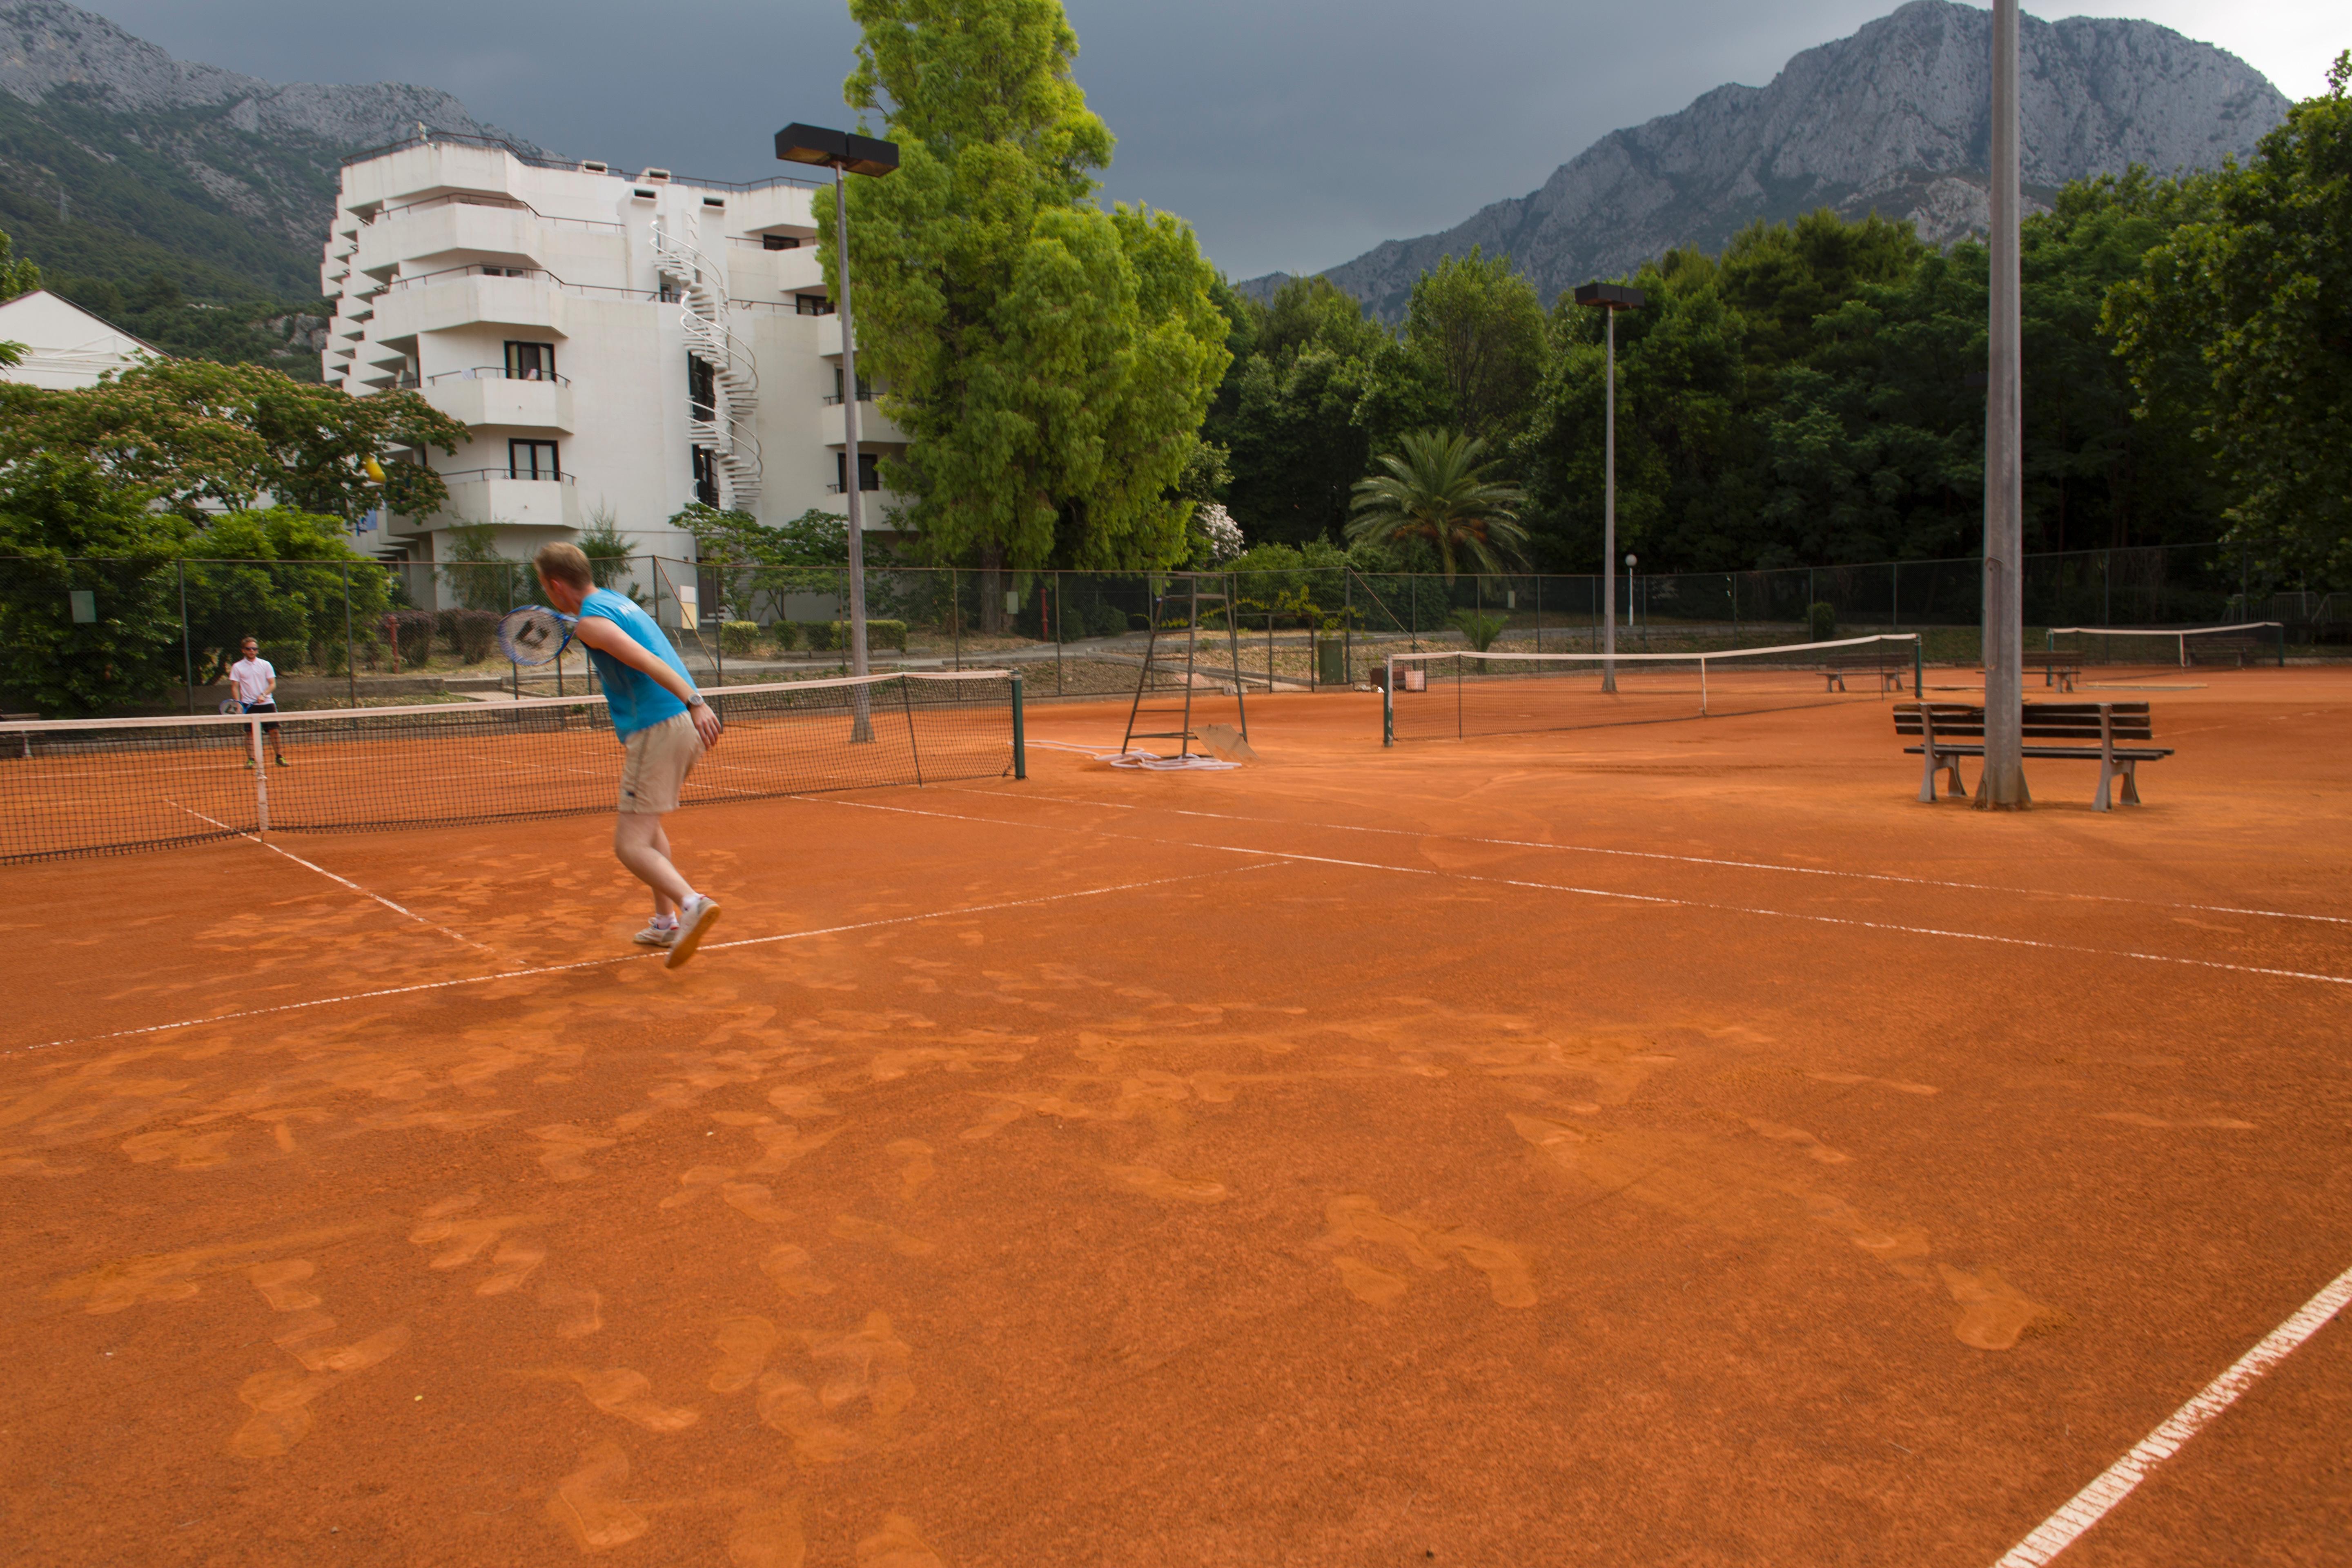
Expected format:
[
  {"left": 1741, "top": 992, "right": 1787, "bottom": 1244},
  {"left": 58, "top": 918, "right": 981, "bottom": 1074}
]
[
  {"left": 1821, "top": 649, "right": 1913, "bottom": 693},
  {"left": 1894, "top": 702, "right": 2173, "bottom": 811},
  {"left": 2187, "top": 635, "right": 2265, "bottom": 667},
  {"left": 1976, "top": 652, "right": 2083, "bottom": 690}
]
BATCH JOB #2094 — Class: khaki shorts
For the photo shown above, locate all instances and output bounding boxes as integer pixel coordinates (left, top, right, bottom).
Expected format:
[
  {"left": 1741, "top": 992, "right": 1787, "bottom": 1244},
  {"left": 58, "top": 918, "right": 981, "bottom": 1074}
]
[{"left": 618, "top": 712, "right": 704, "bottom": 814}]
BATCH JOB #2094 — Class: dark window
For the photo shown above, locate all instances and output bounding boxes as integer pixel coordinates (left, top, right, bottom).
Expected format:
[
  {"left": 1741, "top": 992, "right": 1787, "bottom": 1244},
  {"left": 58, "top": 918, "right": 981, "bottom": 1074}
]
[
  {"left": 832, "top": 368, "right": 871, "bottom": 402},
  {"left": 762, "top": 234, "right": 800, "bottom": 251},
  {"left": 836, "top": 451, "right": 880, "bottom": 492},
  {"left": 505, "top": 341, "right": 556, "bottom": 381},
  {"left": 687, "top": 357, "right": 715, "bottom": 421},
  {"left": 692, "top": 446, "right": 719, "bottom": 509},
  {"left": 794, "top": 294, "right": 833, "bottom": 316},
  {"left": 509, "top": 439, "right": 560, "bottom": 480}
]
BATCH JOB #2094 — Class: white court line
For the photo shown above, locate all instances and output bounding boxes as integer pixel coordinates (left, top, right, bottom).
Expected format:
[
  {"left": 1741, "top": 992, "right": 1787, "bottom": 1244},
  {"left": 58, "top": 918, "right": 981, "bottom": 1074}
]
[
  {"left": 827, "top": 796, "right": 2352, "bottom": 989},
  {"left": 3, "top": 862, "right": 1277, "bottom": 1058},
  {"left": 974, "top": 782, "right": 2350, "bottom": 927},
  {"left": 1993, "top": 1261, "right": 2352, "bottom": 1566},
  {"left": 169, "top": 802, "right": 498, "bottom": 957}
]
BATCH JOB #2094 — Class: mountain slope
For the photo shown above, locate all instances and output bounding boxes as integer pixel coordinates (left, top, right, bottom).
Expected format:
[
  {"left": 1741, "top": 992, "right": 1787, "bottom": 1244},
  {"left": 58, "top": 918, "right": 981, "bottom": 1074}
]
[
  {"left": 0, "top": 0, "right": 543, "bottom": 301},
  {"left": 1248, "top": 0, "right": 2287, "bottom": 318}
]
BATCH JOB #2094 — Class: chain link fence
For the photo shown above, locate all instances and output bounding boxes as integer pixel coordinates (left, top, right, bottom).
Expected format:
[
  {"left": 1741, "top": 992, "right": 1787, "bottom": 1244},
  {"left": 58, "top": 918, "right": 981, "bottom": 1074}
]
[{"left": 3, "top": 542, "right": 2340, "bottom": 717}]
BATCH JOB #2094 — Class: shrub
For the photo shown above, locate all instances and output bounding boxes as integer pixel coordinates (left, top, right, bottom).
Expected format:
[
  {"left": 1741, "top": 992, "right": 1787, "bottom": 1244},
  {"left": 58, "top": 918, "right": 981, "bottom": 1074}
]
[
  {"left": 1807, "top": 601, "right": 1836, "bottom": 642},
  {"left": 1451, "top": 609, "right": 1507, "bottom": 652},
  {"left": 451, "top": 608, "right": 499, "bottom": 664},
  {"left": 770, "top": 621, "right": 800, "bottom": 652},
  {"left": 388, "top": 610, "right": 437, "bottom": 671},
  {"left": 827, "top": 618, "right": 906, "bottom": 651},
  {"left": 801, "top": 620, "right": 839, "bottom": 652},
  {"left": 1089, "top": 604, "right": 1129, "bottom": 638},
  {"left": 720, "top": 619, "right": 761, "bottom": 657}
]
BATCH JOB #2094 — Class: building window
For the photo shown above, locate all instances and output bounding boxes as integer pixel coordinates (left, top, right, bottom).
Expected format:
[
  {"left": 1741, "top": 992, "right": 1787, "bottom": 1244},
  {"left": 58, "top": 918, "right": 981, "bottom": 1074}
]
[
  {"left": 832, "top": 368, "right": 871, "bottom": 403},
  {"left": 836, "top": 452, "right": 879, "bottom": 492},
  {"left": 762, "top": 234, "right": 800, "bottom": 251},
  {"left": 505, "top": 341, "right": 556, "bottom": 381},
  {"left": 509, "top": 439, "right": 561, "bottom": 480},
  {"left": 692, "top": 446, "right": 719, "bottom": 509},
  {"left": 794, "top": 293, "right": 834, "bottom": 316},
  {"left": 687, "top": 356, "right": 715, "bottom": 421}
]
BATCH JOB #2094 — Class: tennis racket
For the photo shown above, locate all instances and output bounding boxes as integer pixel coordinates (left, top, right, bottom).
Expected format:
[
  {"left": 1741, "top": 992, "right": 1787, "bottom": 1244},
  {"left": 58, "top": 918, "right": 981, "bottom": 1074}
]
[
  {"left": 218, "top": 697, "right": 245, "bottom": 716},
  {"left": 497, "top": 606, "right": 578, "bottom": 666}
]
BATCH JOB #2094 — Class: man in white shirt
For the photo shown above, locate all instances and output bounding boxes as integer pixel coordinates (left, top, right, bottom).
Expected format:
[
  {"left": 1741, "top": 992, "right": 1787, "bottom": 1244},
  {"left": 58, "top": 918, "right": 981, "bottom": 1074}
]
[{"left": 229, "top": 637, "right": 289, "bottom": 767}]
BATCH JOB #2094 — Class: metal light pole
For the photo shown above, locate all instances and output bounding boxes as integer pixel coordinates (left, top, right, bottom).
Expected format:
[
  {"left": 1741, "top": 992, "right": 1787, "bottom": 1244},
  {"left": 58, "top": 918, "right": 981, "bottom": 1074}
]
[
  {"left": 778, "top": 122, "right": 899, "bottom": 739},
  {"left": 1979, "top": 0, "right": 2029, "bottom": 807},
  {"left": 1575, "top": 283, "right": 1644, "bottom": 692},
  {"left": 1625, "top": 553, "right": 1637, "bottom": 630}
]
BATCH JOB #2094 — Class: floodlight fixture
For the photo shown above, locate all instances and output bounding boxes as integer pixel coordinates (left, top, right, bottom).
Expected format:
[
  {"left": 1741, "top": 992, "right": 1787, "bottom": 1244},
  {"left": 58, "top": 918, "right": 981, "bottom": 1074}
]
[
  {"left": 1572, "top": 282, "right": 1646, "bottom": 312},
  {"left": 775, "top": 123, "right": 900, "bottom": 178}
]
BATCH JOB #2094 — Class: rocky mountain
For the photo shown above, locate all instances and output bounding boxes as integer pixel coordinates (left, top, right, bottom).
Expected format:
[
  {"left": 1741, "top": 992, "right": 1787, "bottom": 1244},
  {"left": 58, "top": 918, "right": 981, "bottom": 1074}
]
[
  {"left": 1247, "top": 0, "right": 2288, "bottom": 319},
  {"left": 0, "top": 0, "right": 543, "bottom": 301}
]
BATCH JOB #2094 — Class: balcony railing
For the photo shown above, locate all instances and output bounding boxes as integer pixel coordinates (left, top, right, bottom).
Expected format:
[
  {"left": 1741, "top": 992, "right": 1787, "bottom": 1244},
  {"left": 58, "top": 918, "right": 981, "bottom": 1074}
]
[
  {"left": 437, "top": 468, "right": 576, "bottom": 485},
  {"left": 372, "top": 192, "right": 624, "bottom": 236},
  {"left": 820, "top": 393, "right": 874, "bottom": 406},
  {"left": 385, "top": 263, "right": 666, "bottom": 303},
  {"left": 426, "top": 365, "right": 573, "bottom": 388}
]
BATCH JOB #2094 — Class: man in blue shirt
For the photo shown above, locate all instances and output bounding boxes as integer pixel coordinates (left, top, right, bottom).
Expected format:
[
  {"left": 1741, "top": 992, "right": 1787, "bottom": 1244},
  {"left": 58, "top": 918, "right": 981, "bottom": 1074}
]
[{"left": 532, "top": 542, "right": 725, "bottom": 967}]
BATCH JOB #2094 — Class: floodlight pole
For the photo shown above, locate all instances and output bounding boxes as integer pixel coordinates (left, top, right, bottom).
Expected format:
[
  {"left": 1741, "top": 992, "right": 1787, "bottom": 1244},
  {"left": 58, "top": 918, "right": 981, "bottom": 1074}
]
[
  {"left": 833, "top": 165, "right": 873, "bottom": 739},
  {"left": 1575, "top": 283, "right": 1643, "bottom": 693},
  {"left": 1979, "top": 0, "right": 2029, "bottom": 807},
  {"left": 778, "top": 122, "right": 900, "bottom": 743}
]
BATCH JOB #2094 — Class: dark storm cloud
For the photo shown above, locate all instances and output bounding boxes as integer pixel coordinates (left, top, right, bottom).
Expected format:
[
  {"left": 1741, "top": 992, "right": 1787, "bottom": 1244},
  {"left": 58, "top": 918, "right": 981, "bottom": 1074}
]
[{"left": 83, "top": 1, "right": 2305, "bottom": 278}]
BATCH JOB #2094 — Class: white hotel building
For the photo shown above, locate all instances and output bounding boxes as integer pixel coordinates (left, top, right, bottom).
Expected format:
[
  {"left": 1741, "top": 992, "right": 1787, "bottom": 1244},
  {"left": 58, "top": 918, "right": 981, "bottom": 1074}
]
[{"left": 321, "top": 131, "right": 905, "bottom": 566}]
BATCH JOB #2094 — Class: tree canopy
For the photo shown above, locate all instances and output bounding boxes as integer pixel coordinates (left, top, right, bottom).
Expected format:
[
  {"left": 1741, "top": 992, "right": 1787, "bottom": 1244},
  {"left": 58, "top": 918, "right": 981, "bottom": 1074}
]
[{"left": 830, "top": 0, "right": 1231, "bottom": 572}]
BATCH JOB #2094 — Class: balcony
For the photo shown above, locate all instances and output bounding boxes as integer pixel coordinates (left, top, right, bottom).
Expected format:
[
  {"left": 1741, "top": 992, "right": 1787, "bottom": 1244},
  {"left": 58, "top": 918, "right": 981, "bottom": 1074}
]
[
  {"left": 421, "top": 367, "right": 575, "bottom": 432},
  {"left": 823, "top": 399, "right": 906, "bottom": 448},
  {"left": 356, "top": 200, "right": 546, "bottom": 276},
  {"left": 433, "top": 468, "right": 581, "bottom": 531},
  {"left": 374, "top": 267, "right": 572, "bottom": 341}
]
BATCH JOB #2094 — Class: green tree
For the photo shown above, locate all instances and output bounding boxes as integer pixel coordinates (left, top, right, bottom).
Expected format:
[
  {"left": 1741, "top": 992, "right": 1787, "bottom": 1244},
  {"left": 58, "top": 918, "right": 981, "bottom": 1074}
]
[
  {"left": 0, "top": 455, "right": 189, "bottom": 715},
  {"left": 1346, "top": 429, "right": 1531, "bottom": 580},
  {"left": 0, "top": 221, "right": 39, "bottom": 301},
  {"left": 2109, "top": 54, "right": 2352, "bottom": 583},
  {"left": 1206, "top": 277, "right": 1388, "bottom": 546},
  {"left": 1397, "top": 246, "right": 1546, "bottom": 444},
  {"left": 0, "top": 359, "right": 467, "bottom": 522},
  {"left": 181, "top": 509, "right": 391, "bottom": 682},
  {"left": 830, "top": 0, "right": 1232, "bottom": 581}
]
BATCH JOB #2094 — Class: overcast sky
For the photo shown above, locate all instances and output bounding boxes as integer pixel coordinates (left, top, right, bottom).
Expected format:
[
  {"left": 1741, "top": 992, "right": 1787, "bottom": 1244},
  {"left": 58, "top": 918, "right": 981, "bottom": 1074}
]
[{"left": 95, "top": 0, "right": 2344, "bottom": 280}]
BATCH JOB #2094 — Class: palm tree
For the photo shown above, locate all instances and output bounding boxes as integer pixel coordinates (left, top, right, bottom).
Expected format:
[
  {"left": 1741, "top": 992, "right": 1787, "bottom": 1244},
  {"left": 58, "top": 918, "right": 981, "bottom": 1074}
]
[{"left": 1345, "top": 428, "right": 1530, "bottom": 581}]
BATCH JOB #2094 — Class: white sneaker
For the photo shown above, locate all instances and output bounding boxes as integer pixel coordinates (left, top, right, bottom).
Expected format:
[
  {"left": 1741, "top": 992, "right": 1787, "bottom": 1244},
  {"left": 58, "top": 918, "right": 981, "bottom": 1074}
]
[
  {"left": 665, "top": 894, "right": 721, "bottom": 969},
  {"left": 632, "top": 920, "right": 677, "bottom": 948}
]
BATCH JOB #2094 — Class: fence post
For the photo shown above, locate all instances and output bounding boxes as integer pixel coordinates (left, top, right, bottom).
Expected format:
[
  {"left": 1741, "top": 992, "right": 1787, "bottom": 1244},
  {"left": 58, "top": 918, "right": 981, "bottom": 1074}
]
[
  {"left": 1343, "top": 573, "right": 1352, "bottom": 682},
  {"left": 1535, "top": 573, "right": 1543, "bottom": 653},
  {"left": 178, "top": 558, "right": 195, "bottom": 715},
  {"left": 342, "top": 562, "right": 356, "bottom": 710},
  {"left": 952, "top": 567, "right": 961, "bottom": 672},
  {"left": 1054, "top": 572, "right": 1064, "bottom": 696}
]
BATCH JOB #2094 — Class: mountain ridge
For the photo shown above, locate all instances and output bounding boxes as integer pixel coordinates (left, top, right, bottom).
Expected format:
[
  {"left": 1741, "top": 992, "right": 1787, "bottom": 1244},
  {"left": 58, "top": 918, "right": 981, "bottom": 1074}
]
[
  {"left": 0, "top": 0, "right": 543, "bottom": 301},
  {"left": 1244, "top": 1, "right": 2289, "bottom": 318}
]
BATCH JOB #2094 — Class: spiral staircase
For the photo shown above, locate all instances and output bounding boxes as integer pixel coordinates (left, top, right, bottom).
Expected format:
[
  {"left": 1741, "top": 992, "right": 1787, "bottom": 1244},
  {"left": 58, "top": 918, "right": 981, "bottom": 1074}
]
[{"left": 650, "top": 220, "right": 763, "bottom": 511}]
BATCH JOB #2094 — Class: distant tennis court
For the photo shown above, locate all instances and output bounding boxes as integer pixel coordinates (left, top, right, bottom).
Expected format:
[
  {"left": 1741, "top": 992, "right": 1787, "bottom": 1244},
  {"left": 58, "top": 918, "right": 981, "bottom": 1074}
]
[{"left": 4, "top": 663, "right": 2348, "bottom": 1566}]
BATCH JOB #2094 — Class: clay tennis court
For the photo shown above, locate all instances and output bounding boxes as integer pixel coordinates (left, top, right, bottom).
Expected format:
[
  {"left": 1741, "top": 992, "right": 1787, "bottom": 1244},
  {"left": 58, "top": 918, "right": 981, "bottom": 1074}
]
[{"left": 4, "top": 667, "right": 2347, "bottom": 1565}]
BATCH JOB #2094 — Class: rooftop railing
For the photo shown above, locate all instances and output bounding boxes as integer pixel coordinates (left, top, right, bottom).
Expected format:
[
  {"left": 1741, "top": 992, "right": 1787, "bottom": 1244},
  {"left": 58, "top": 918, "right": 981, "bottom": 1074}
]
[{"left": 341, "top": 128, "right": 822, "bottom": 195}]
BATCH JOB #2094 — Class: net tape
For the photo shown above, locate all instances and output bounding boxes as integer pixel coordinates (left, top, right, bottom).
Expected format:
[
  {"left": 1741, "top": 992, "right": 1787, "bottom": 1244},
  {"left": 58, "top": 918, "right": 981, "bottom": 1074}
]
[
  {"left": 0, "top": 669, "right": 1019, "bottom": 864},
  {"left": 2045, "top": 622, "right": 2283, "bottom": 667}
]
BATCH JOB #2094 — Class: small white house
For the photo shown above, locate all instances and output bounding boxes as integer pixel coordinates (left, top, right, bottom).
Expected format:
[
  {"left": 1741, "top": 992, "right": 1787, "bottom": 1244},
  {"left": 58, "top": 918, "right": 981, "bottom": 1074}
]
[{"left": 0, "top": 290, "right": 157, "bottom": 389}]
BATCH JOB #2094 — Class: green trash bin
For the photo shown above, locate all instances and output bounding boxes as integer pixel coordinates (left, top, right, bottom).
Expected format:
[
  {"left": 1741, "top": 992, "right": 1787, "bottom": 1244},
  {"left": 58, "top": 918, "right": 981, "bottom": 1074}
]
[{"left": 1316, "top": 637, "right": 1347, "bottom": 688}]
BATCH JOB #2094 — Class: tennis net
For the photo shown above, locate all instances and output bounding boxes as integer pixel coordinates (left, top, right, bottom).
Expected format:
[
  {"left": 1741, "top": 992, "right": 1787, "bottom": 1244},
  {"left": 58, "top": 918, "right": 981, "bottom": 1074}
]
[
  {"left": 1383, "top": 634, "right": 1921, "bottom": 743},
  {"left": 2047, "top": 622, "right": 2284, "bottom": 668},
  {"left": 0, "top": 670, "right": 1022, "bottom": 864}
]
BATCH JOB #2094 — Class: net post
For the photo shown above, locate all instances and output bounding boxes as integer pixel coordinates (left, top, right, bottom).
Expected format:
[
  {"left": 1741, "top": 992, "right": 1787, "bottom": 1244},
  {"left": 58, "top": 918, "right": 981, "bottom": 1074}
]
[
  {"left": 1009, "top": 673, "right": 1027, "bottom": 780},
  {"left": 251, "top": 719, "right": 268, "bottom": 836},
  {"left": 1699, "top": 652, "right": 1708, "bottom": 716},
  {"left": 1383, "top": 656, "right": 1394, "bottom": 746},
  {"left": 1913, "top": 636, "right": 1924, "bottom": 697}
]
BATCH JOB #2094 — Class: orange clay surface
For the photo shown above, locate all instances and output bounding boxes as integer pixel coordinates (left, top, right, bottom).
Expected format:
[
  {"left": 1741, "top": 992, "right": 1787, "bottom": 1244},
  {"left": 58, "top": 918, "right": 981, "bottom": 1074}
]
[{"left": 3, "top": 667, "right": 2348, "bottom": 1566}]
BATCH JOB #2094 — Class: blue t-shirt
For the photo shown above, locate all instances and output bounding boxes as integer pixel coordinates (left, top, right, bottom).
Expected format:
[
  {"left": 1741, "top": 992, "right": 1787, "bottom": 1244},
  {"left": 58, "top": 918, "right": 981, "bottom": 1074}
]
[{"left": 578, "top": 587, "right": 695, "bottom": 738}]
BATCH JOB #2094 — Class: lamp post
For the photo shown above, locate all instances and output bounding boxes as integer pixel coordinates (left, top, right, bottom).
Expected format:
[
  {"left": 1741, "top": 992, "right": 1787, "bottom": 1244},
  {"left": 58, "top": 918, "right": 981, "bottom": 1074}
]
[
  {"left": 1624, "top": 553, "right": 1637, "bottom": 631},
  {"left": 777, "top": 122, "right": 899, "bottom": 737},
  {"left": 1574, "top": 282, "right": 1643, "bottom": 692},
  {"left": 1978, "top": 2, "right": 2029, "bottom": 806}
]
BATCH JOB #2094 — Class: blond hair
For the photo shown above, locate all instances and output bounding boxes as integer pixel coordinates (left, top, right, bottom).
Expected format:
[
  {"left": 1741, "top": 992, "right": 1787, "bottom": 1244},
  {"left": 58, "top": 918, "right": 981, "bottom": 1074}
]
[{"left": 533, "top": 541, "right": 594, "bottom": 591}]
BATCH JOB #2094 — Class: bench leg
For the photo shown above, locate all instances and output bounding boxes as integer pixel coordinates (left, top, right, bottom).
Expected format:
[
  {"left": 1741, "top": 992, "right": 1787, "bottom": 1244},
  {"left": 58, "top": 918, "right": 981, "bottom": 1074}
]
[
  {"left": 2120, "top": 760, "right": 2141, "bottom": 806},
  {"left": 1945, "top": 757, "right": 1966, "bottom": 799},
  {"left": 2094, "top": 758, "right": 2113, "bottom": 812},
  {"left": 1918, "top": 748, "right": 1939, "bottom": 804}
]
